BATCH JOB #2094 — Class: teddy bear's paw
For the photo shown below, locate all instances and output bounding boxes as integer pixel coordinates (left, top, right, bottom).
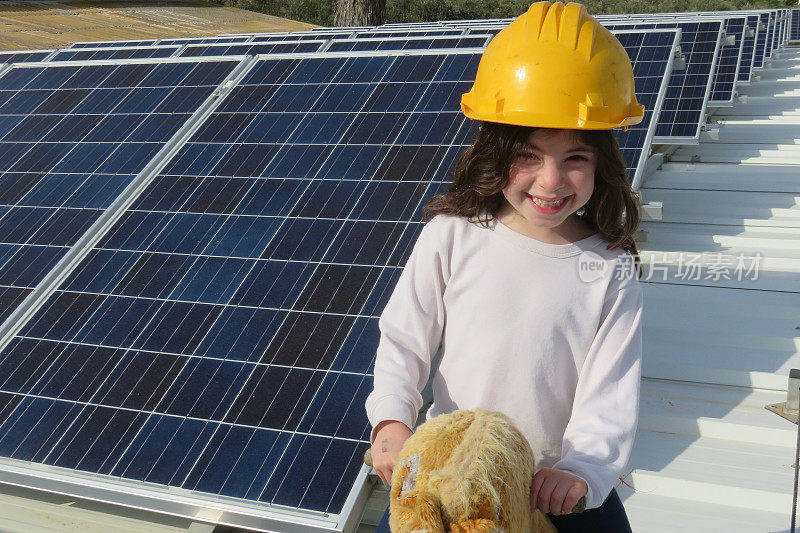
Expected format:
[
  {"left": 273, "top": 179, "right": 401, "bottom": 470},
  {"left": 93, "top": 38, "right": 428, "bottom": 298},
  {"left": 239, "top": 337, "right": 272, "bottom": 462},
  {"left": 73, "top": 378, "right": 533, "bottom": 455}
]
[{"left": 448, "top": 518, "right": 502, "bottom": 533}]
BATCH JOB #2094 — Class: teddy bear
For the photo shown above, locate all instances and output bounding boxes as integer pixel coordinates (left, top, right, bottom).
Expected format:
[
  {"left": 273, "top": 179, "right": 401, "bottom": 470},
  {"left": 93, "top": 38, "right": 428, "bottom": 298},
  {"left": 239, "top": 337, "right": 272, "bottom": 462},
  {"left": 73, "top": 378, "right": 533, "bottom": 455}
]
[{"left": 386, "top": 409, "right": 561, "bottom": 533}]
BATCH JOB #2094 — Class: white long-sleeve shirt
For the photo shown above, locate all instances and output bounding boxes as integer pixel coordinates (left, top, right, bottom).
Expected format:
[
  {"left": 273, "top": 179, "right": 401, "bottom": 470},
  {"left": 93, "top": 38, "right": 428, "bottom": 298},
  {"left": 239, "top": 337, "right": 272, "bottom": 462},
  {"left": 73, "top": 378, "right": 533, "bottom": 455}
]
[{"left": 365, "top": 213, "right": 643, "bottom": 509}]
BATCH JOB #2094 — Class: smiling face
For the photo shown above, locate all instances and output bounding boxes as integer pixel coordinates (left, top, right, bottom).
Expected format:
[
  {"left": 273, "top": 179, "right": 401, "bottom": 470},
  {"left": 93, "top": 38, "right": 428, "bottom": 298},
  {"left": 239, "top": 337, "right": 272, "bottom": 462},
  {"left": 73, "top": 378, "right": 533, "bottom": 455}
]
[{"left": 497, "top": 128, "right": 597, "bottom": 244}]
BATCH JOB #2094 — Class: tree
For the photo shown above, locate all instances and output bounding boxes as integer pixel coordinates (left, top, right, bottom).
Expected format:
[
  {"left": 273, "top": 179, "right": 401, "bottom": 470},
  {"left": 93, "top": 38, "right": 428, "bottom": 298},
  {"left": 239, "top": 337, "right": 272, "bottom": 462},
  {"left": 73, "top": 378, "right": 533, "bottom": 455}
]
[{"left": 334, "top": 0, "right": 386, "bottom": 26}]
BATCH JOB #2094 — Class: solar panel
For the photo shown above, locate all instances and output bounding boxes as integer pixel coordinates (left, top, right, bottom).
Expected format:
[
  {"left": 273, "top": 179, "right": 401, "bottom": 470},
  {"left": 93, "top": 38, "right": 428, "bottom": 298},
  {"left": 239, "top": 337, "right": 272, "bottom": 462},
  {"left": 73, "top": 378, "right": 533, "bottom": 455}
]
[
  {"left": 352, "top": 29, "right": 465, "bottom": 38},
  {"left": 0, "top": 49, "right": 480, "bottom": 532},
  {"left": 0, "top": 51, "right": 54, "bottom": 64},
  {"left": 752, "top": 12, "right": 770, "bottom": 69},
  {"left": 158, "top": 36, "right": 253, "bottom": 46},
  {"left": 605, "top": 20, "right": 723, "bottom": 142},
  {"left": 465, "top": 27, "right": 503, "bottom": 37},
  {"left": 325, "top": 35, "right": 490, "bottom": 52},
  {"left": 765, "top": 11, "right": 776, "bottom": 60},
  {"left": 791, "top": 8, "right": 799, "bottom": 40},
  {"left": 0, "top": 57, "right": 243, "bottom": 325},
  {"left": 309, "top": 25, "right": 374, "bottom": 31},
  {"left": 249, "top": 32, "right": 357, "bottom": 42},
  {"left": 69, "top": 40, "right": 158, "bottom": 49},
  {"left": 612, "top": 29, "right": 680, "bottom": 187},
  {"left": 609, "top": 14, "right": 745, "bottom": 105},
  {"left": 709, "top": 16, "right": 746, "bottom": 104},
  {"left": 179, "top": 41, "right": 326, "bottom": 57},
  {"left": 781, "top": 9, "right": 790, "bottom": 46},
  {"left": 50, "top": 46, "right": 181, "bottom": 62},
  {"left": 774, "top": 10, "right": 785, "bottom": 52},
  {"left": 737, "top": 14, "right": 761, "bottom": 83}
]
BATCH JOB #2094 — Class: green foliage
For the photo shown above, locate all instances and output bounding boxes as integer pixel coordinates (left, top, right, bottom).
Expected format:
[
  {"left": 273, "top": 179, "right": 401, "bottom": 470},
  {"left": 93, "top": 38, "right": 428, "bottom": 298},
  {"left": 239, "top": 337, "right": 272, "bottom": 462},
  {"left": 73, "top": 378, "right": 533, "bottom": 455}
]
[{"left": 220, "top": 0, "right": 797, "bottom": 26}]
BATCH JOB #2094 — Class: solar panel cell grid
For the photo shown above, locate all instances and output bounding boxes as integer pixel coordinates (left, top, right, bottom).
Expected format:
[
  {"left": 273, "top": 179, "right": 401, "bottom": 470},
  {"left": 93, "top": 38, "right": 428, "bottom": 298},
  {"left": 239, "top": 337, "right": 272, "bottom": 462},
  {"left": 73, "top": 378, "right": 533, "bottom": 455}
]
[
  {"left": 0, "top": 52, "right": 53, "bottom": 64},
  {"left": 737, "top": 14, "right": 760, "bottom": 82},
  {"left": 0, "top": 59, "right": 238, "bottom": 323},
  {"left": 325, "top": 36, "right": 489, "bottom": 52},
  {"left": 158, "top": 36, "right": 252, "bottom": 46},
  {"left": 69, "top": 40, "right": 157, "bottom": 49},
  {"left": 612, "top": 29, "right": 680, "bottom": 185},
  {"left": 607, "top": 20, "right": 723, "bottom": 140},
  {"left": 50, "top": 47, "right": 180, "bottom": 62},
  {"left": 353, "top": 29, "right": 464, "bottom": 38},
  {"left": 179, "top": 42, "right": 325, "bottom": 57},
  {"left": 710, "top": 17, "right": 746, "bottom": 103},
  {"left": 252, "top": 33, "right": 355, "bottom": 42},
  {"left": 0, "top": 51, "right": 481, "bottom": 522},
  {"left": 753, "top": 12, "right": 770, "bottom": 68}
]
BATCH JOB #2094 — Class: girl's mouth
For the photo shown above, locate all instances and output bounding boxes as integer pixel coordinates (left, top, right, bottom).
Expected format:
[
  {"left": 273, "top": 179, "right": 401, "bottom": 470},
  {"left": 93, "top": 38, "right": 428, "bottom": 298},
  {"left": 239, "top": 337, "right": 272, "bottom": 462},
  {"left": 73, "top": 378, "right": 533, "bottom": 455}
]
[{"left": 527, "top": 193, "right": 572, "bottom": 214}]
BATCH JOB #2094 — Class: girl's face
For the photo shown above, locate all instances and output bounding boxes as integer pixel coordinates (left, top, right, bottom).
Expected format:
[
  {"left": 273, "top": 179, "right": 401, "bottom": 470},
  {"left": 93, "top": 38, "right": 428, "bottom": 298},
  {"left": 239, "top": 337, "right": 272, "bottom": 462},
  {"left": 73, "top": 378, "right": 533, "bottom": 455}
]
[{"left": 498, "top": 128, "right": 596, "bottom": 244}]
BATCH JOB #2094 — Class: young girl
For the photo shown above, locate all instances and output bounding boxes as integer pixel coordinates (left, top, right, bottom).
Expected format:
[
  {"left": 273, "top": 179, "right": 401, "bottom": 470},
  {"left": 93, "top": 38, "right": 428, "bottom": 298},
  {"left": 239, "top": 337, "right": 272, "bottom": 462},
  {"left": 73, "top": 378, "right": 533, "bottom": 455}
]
[{"left": 366, "top": 2, "right": 644, "bottom": 531}]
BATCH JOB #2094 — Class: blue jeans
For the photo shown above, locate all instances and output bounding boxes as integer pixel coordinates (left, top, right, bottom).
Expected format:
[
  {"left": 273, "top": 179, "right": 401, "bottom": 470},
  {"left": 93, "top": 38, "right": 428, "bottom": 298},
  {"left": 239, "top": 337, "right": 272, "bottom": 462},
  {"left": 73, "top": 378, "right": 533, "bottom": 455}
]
[{"left": 374, "top": 488, "right": 631, "bottom": 532}]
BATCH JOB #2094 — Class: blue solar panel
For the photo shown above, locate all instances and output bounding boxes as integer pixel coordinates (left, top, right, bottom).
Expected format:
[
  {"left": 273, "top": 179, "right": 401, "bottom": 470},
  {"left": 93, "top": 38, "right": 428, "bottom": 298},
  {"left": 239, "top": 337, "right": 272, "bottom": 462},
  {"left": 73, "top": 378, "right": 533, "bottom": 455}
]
[
  {"left": 158, "top": 36, "right": 252, "bottom": 46},
  {"left": 737, "top": 14, "right": 761, "bottom": 83},
  {"left": 353, "top": 29, "right": 465, "bottom": 38},
  {"left": 780, "top": 9, "right": 790, "bottom": 46},
  {"left": 765, "top": 11, "right": 776, "bottom": 60},
  {"left": 465, "top": 27, "right": 502, "bottom": 37},
  {"left": 69, "top": 40, "right": 157, "bottom": 49},
  {"left": 0, "top": 50, "right": 481, "bottom": 531},
  {"left": 753, "top": 12, "right": 770, "bottom": 68},
  {"left": 0, "top": 58, "right": 240, "bottom": 324},
  {"left": 606, "top": 20, "right": 723, "bottom": 141},
  {"left": 710, "top": 16, "right": 746, "bottom": 103},
  {"left": 0, "top": 51, "right": 53, "bottom": 63},
  {"left": 179, "top": 41, "right": 325, "bottom": 57},
  {"left": 251, "top": 32, "right": 356, "bottom": 42},
  {"left": 612, "top": 29, "right": 680, "bottom": 186},
  {"left": 326, "top": 35, "right": 490, "bottom": 52},
  {"left": 792, "top": 8, "right": 800, "bottom": 40},
  {"left": 50, "top": 46, "right": 180, "bottom": 62}
]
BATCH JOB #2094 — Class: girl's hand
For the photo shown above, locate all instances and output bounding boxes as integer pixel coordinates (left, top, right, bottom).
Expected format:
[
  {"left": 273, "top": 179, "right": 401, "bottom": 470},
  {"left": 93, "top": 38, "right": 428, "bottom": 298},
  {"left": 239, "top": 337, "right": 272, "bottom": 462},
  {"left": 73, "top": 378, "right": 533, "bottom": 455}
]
[
  {"left": 530, "top": 467, "right": 588, "bottom": 516},
  {"left": 370, "top": 420, "right": 413, "bottom": 485}
]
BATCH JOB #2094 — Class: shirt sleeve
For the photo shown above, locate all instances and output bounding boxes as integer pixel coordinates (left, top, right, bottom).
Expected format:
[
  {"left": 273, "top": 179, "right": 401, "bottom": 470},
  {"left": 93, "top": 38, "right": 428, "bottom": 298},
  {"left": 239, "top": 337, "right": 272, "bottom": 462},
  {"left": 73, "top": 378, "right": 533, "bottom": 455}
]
[
  {"left": 364, "top": 217, "right": 450, "bottom": 444},
  {"left": 552, "top": 254, "right": 643, "bottom": 509}
]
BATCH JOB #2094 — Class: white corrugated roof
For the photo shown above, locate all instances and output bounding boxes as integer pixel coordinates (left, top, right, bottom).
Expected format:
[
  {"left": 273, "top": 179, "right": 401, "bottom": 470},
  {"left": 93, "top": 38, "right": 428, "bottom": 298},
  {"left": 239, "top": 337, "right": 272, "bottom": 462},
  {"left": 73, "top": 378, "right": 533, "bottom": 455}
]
[
  {"left": 619, "top": 45, "right": 800, "bottom": 532},
  {"left": 359, "top": 44, "right": 800, "bottom": 533}
]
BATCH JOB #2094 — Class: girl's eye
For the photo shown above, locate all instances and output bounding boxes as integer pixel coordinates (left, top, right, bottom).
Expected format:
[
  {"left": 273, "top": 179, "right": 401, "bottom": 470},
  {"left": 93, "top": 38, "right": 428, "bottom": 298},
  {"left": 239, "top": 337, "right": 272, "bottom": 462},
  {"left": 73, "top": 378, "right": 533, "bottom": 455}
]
[
  {"left": 518, "top": 152, "right": 539, "bottom": 160},
  {"left": 569, "top": 155, "right": 590, "bottom": 162}
]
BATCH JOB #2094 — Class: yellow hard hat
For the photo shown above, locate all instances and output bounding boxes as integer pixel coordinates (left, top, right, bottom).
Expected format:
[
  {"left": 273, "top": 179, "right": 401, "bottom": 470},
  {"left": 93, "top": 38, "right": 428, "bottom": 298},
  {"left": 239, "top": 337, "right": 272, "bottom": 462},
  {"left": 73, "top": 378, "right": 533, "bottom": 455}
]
[{"left": 461, "top": 1, "right": 645, "bottom": 130}]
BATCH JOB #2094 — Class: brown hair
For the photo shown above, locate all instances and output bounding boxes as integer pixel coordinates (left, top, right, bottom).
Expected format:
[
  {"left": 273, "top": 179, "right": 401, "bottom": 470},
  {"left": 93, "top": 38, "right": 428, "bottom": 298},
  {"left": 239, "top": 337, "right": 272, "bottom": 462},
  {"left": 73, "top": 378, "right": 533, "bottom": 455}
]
[{"left": 422, "top": 121, "right": 643, "bottom": 279}]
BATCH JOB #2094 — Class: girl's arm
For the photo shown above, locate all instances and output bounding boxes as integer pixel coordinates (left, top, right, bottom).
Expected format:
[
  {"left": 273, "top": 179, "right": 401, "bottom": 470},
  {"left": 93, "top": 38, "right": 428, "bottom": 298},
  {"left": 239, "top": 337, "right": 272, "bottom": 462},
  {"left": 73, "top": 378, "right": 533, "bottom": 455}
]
[
  {"left": 552, "top": 256, "right": 644, "bottom": 510},
  {"left": 365, "top": 217, "right": 450, "bottom": 464}
]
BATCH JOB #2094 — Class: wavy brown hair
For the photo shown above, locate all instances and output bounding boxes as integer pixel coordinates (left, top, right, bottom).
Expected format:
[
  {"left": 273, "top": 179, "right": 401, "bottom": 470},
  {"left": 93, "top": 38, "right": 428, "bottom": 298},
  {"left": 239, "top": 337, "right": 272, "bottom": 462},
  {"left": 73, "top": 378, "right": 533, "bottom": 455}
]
[{"left": 422, "top": 121, "right": 643, "bottom": 279}]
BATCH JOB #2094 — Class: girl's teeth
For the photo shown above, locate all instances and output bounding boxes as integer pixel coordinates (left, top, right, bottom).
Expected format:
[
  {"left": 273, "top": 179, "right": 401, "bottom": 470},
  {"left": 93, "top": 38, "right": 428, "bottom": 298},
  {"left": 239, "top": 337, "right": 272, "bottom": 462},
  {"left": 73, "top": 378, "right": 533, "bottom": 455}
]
[{"left": 533, "top": 196, "right": 566, "bottom": 207}]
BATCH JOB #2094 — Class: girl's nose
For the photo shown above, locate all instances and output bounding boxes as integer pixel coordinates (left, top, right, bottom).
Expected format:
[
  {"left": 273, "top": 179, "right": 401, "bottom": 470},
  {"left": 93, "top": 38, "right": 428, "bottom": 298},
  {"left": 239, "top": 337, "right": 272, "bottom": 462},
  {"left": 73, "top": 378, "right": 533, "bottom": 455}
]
[{"left": 537, "top": 159, "right": 565, "bottom": 191}]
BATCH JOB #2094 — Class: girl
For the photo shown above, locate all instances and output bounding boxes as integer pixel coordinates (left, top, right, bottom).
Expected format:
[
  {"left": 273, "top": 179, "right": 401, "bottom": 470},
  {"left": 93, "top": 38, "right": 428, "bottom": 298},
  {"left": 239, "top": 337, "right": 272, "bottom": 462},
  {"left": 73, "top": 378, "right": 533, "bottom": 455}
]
[{"left": 366, "top": 2, "right": 644, "bottom": 531}]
